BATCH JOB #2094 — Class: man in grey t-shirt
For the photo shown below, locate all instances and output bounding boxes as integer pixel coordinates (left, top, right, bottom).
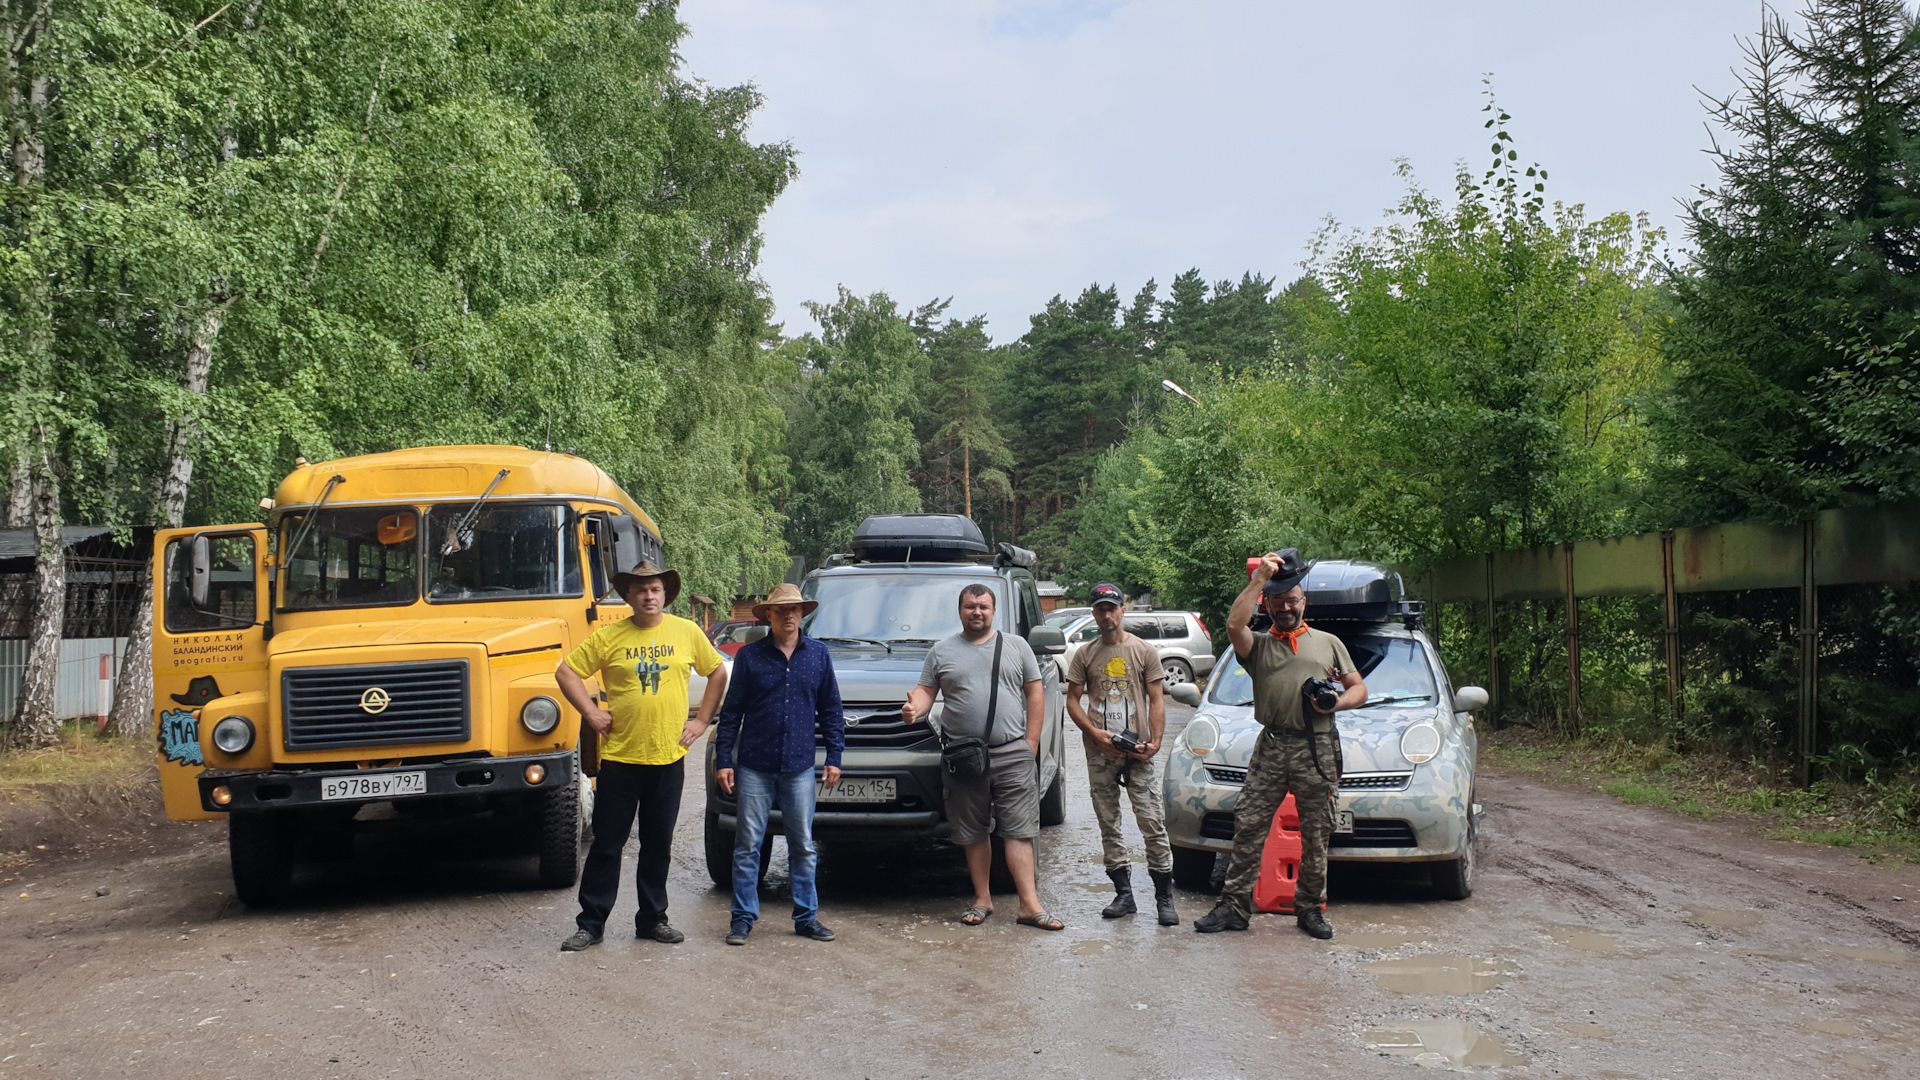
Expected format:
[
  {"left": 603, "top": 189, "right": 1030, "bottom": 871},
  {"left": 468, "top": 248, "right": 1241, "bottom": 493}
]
[{"left": 902, "top": 583, "right": 1061, "bottom": 931}]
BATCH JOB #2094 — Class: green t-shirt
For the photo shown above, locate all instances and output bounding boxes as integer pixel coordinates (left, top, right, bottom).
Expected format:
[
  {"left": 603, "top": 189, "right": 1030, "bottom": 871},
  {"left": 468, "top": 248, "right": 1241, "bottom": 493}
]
[
  {"left": 1241, "top": 626, "right": 1355, "bottom": 733},
  {"left": 566, "top": 614, "right": 723, "bottom": 765}
]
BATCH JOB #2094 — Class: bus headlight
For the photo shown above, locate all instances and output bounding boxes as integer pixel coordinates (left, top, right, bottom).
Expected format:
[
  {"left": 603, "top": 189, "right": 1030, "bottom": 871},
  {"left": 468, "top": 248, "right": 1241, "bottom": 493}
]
[
  {"left": 1400, "top": 722, "right": 1441, "bottom": 764},
  {"left": 520, "top": 696, "right": 561, "bottom": 735},
  {"left": 1183, "top": 715, "right": 1219, "bottom": 756},
  {"left": 211, "top": 716, "right": 255, "bottom": 755}
]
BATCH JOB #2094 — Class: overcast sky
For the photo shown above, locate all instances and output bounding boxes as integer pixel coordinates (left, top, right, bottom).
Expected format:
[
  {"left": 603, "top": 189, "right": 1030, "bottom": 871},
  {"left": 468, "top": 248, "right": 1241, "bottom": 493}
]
[{"left": 677, "top": 1, "right": 1767, "bottom": 341}]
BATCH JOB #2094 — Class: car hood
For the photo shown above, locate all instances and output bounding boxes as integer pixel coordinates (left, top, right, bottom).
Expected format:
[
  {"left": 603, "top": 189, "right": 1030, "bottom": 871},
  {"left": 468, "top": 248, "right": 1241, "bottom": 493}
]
[
  {"left": 1202, "top": 703, "right": 1444, "bottom": 773},
  {"left": 825, "top": 646, "right": 930, "bottom": 704},
  {"left": 267, "top": 616, "right": 569, "bottom": 658}
]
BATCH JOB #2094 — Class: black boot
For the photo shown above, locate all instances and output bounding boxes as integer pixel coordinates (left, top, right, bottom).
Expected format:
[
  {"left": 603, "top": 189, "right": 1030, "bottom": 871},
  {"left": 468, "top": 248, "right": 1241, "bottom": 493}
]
[
  {"left": 1148, "top": 869, "right": 1179, "bottom": 926},
  {"left": 1101, "top": 866, "right": 1136, "bottom": 919},
  {"left": 1296, "top": 907, "right": 1333, "bottom": 940},
  {"left": 1194, "top": 899, "right": 1249, "bottom": 933}
]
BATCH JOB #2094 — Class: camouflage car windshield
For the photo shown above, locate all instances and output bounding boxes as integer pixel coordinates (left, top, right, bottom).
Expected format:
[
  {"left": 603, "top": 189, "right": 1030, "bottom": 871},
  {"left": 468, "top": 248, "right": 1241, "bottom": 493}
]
[{"left": 1208, "top": 633, "right": 1437, "bottom": 707}]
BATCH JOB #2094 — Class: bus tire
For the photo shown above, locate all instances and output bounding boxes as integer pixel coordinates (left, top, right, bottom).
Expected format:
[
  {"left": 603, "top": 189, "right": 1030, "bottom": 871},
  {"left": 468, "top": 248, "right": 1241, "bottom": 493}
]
[
  {"left": 536, "top": 781, "right": 584, "bottom": 888},
  {"left": 229, "top": 811, "right": 294, "bottom": 907}
]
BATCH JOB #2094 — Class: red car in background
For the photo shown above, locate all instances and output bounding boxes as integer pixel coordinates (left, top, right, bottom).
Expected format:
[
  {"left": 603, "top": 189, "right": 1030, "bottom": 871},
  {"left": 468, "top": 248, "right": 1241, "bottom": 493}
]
[{"left": 709, "top": 619, "right": 768, "bottom": 657}]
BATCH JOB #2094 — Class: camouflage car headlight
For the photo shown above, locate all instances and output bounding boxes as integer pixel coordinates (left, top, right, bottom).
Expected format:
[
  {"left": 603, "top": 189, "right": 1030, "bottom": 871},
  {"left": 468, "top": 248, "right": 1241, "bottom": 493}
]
[
  {"left": 1400, "top": 721, "right": 1441, "bottom": 764},
  {"left": 1183, "top": 715, "right": 1219, "bottom": 755}
]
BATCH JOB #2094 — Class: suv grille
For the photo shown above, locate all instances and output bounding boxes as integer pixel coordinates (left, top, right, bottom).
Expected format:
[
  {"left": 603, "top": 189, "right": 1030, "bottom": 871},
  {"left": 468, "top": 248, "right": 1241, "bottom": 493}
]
[
  {"left": 817, "top": 702, "right": 937, "bottom": 749},
  {"left": 282, "top": 660, "right": 470, "bottom": 751}
]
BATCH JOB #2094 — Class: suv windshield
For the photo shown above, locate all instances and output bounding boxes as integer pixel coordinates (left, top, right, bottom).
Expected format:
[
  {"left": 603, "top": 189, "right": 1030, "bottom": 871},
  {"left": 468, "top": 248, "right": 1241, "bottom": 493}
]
[
  {"left": 802, "top": 574, "right": 1005, "bottom": 644},
  {"left": 279, "top": 506, "right": 420, "bottom": 611},
  {"left": 1209, "top": 633, "right": 1437, "bottom": 708},
  {"left": 427, "top": 503, "right": 580, "bottom": 603}
]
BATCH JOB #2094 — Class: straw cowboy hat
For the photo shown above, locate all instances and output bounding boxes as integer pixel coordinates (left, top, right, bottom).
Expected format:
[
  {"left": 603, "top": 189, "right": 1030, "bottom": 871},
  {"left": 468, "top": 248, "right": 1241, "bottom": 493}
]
[
  {"left": 752, "top": 582, "right": 818, "bottom": 623},
  {"left": 611, "top": 560, "right": 681, "bottom": 605}
]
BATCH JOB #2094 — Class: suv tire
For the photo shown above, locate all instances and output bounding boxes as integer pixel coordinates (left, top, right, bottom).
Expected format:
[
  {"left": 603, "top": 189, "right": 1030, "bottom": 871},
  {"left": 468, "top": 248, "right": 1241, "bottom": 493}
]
[
  {"left": 229, "top": 810, "right": 294, "bottom": 907},
  {"left": 536, "top": 780, "right": 584, "bottom": 888},
  {"left": 1170, "top": 846, "right": 1219, "bottom": 893},
  {"left": 1161, "top": 657, "right": 1194, "bottom": 687},
  {"left": 1038, "top": 769, "right": 1067, "bottom": 826}
]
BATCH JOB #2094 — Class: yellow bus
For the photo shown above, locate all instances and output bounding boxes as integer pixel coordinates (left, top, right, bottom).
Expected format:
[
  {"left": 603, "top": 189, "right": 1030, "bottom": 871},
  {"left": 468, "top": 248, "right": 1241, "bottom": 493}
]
[{"left": 150, "top": 446, "right": 661, "bottom": 905}]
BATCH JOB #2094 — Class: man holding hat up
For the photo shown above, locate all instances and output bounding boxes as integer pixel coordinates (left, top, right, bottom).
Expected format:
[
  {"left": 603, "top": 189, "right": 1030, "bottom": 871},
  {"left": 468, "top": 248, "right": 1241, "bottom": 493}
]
[
  {"left": 1196, "top": 549, "right": 1366, "bottom": 940},
  {"left": 712, "top": 583, "right": 844, "bottom": 946},
  {"left": 557, "top": 560, "right": 727, "bottom": 950}
]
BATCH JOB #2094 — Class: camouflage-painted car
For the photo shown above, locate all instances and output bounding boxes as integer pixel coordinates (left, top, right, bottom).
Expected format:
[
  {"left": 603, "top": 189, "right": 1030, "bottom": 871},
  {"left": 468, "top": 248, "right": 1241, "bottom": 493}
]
[{"left": 1162, "top": 620, "right": 1488, "bottom": 899}]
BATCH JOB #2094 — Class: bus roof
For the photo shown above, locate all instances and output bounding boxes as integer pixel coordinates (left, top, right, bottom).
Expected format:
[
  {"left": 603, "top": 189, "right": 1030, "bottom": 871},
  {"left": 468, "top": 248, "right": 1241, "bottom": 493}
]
[{"left": 269, "top": 446, "right": 659, "bottom": 540}]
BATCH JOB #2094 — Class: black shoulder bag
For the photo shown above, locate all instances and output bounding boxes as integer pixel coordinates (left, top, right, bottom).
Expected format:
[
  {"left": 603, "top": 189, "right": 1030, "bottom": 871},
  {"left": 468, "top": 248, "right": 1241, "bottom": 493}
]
[{"left": 939, "top": 633, "right": 1002, "bottom": 781}]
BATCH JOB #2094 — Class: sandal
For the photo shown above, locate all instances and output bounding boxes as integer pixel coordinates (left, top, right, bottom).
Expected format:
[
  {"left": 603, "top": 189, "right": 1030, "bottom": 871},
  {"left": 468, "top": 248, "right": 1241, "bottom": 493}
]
[
  {"left": 1016, "top": 909, "right": 1065, "bottom": 931},
  {"left": 959, "top": 905, "right": 992, "bottom": 926}
]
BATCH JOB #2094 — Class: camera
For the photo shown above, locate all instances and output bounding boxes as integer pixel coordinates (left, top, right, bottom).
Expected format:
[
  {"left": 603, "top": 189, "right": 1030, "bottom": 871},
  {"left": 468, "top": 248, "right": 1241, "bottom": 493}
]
[
  {"left": 1109, "top": 729, "right": 1144, "bottom": 755},
  {"left": 1301, "top": 677, "right": 1342, "bottom": 715}
]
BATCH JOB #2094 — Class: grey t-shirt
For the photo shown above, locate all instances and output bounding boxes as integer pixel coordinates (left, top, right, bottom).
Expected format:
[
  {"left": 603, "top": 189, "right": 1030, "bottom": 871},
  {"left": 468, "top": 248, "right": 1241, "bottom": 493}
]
[{"left": 918, "top": 631, "right": 1043, "bottom": 745}]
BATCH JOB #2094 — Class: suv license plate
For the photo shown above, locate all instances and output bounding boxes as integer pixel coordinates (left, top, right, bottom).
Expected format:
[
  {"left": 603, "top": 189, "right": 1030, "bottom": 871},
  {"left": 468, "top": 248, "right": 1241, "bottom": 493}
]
[
  {"left": 1335, "top": 810, "right": 1354, "bottom": 834},
  {"left": 818, "top": 777, "right": 896, "bottom": 804},
  {"left": 321, "top": 771, "right": 427, "bottom": 802}
]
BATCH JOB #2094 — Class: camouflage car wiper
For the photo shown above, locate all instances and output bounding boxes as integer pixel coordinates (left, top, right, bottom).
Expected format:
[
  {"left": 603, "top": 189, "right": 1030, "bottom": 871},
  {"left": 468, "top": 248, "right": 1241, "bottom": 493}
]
[{"left": 1364, "top": 693, "right": 1434, "bottom": 707}]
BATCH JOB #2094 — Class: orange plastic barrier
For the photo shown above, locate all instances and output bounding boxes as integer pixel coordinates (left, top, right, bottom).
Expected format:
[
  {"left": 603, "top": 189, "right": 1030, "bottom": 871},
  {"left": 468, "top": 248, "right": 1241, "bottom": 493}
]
[{"left": 1252, "top": 793, "right": 1321, "bottom": 915}]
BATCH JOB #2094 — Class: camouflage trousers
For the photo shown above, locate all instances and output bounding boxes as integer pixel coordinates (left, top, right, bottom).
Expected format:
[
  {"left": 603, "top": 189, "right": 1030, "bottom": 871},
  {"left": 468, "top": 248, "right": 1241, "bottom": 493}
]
[
  {"left": 1085, "top": 746, "right": 1173, "bottom": 874},
  {"left": 1220, "top": 727, "right": 1338, "bottom": 919}
]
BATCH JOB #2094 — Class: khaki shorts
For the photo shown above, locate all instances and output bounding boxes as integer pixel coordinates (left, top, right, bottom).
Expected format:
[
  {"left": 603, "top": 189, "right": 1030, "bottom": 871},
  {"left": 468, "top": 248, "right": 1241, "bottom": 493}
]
[{"left": 943, "top": 739, "right": 1040, "bottom": 846}]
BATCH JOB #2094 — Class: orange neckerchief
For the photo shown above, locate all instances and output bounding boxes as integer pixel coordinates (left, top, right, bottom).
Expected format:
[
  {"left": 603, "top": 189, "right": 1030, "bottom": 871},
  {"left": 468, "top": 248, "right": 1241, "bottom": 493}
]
[{"left": 1269, "top": 620, "right": 1310, "bottom": 654}]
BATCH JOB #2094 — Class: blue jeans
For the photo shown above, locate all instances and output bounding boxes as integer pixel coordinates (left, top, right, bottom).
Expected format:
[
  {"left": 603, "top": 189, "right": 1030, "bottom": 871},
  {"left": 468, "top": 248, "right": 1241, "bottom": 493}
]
[{"left": 731, "top": 766, "right": 819, "bottom": 927}]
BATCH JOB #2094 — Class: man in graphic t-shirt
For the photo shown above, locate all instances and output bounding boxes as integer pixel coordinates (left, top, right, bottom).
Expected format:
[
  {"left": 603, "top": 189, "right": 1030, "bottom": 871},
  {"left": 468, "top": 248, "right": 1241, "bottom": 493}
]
[
  {"left": 1065, "top": 584, "right": 1178, "bottom": 926},
  {"left": 555, "top": 561, "right": 726, "bottom": 951}
]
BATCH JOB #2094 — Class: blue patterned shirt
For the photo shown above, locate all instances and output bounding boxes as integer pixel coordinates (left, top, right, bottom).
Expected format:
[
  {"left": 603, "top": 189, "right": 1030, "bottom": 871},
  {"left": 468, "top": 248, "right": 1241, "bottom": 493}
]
[{"left": 714, "top": 634, "right": 845, "bottom": 774}]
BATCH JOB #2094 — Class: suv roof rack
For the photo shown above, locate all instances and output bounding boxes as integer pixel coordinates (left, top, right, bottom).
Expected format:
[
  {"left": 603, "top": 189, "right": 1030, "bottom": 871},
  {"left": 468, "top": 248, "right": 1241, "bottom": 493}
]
[{"left": 851, "top": 514, "right": 989, "bottom": 563}]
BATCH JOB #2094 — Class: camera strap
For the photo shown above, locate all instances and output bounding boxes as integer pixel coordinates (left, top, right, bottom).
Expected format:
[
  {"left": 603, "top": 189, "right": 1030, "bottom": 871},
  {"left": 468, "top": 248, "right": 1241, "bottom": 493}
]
[{"left": 983, "top": 631, "right": 1003, "bottom": 744}]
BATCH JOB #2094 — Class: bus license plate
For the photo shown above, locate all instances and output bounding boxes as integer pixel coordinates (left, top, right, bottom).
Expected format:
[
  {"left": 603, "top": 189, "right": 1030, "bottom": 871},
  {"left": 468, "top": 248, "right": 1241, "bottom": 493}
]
[
  {"left": 321, "top": 771, "right": 427, "bottom": 802},
  {"left": 818, "top": 777, "right": 896, "bottom": 804},
  {"left": 1336, "top": 810, "right": 1354, "bottom": 834}
]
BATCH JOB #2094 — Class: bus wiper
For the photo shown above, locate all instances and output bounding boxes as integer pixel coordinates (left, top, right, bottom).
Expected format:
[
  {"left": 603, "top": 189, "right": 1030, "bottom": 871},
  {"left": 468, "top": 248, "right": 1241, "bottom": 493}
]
[
  {"left": 1364, "top": 693, "right": 1433, "bottom": 707},
  {"left": 283, "top": 474, "right": 345, "bottom": 565},
  {"left": 440, "top": 469, "right": 510, "bottom": 556},
  {"left": 818, "top": 637, "right": 891, "bottom": 653}
]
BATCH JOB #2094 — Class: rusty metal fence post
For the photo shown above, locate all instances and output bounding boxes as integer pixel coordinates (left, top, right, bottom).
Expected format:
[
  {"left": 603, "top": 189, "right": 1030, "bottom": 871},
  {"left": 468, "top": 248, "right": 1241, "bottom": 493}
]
[
  {"left": 1660, "top": 530, "right": 1681, "bottom": 721},
  {"left": 1484, "top": 552, "right": 1500, "bottom": 725},
  {"left": 1563, "top": 542, "right": 1579, "bottom": 726},
  {"left": 1797, "top": 520, "right": 1819, "bottom": 786}
]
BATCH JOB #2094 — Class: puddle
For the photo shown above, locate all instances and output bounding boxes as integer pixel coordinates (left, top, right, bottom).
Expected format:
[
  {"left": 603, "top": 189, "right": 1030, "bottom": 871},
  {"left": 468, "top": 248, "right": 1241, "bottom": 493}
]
[
  {"left": 1838, "top": 1052, "right": 1883, "bottom": 1072},
  {"left": 1563, "top": 1023, "right": 1612, "bottom": 1039},
  {"left": 1548, "top": 927, "right": 1617, "bottom": 954},
  {"left": 1074, "top": 882, "right": 1118, "bottom": 892},
  {"left": 1804, "top": 1020, "right": 1864, "bottom": 1036},
  {"left": 1339, "top": 931, "right": 1429, "bottom": 950},
  {"left": 1365, "top": 955, "right": 1513, "bottom": 995},
  {"left": 1363, "top": 1022, "right": 1528, "bottom": 1068},
  {"left": 1068, "top": 940, "right": 1108, "bottom": 956},
  {"left": 907, "top": 924, "right": 968, "bottom": 944},
  {"left": 1825, "top": 946, "right": 1914, "bottom": 966},
  {"left": 1683, "top": 907, "right": 1762, "bottom": 929}
]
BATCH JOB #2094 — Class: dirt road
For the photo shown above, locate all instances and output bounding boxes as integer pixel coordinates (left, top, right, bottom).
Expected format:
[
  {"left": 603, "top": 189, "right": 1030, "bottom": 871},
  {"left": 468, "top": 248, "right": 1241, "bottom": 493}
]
[{"left": 2, "top": 707, "right": 1915, "bottom": 1079}]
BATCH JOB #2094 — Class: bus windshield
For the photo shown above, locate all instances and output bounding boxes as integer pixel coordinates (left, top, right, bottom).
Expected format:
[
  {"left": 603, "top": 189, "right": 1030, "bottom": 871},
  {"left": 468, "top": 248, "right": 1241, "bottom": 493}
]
[
  {"left": 427, "top": 503, "right": 580, "bottom": 603},
  {"left": 279, "top": 507, "right": 421, "bottom": 611}
]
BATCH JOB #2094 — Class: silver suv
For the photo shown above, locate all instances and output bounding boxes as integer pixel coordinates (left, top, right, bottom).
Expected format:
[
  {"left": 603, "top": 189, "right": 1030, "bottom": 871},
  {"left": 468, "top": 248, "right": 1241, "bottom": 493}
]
[{"left": 1062, "top": 610, "right": 1215, "bottom": 687}]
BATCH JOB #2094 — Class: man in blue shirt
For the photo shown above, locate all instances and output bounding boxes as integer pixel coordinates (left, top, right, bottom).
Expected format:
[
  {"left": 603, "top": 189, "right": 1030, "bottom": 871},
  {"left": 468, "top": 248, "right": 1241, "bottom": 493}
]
[{"left": 713, "top": 583, "right": 845, "bottom": 945}]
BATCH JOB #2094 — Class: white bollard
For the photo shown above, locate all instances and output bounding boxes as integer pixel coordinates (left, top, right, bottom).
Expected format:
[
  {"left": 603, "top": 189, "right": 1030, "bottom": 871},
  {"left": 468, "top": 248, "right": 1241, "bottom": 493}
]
[{"left": 97, "top": 652, "right": 112, "bottom": 734}]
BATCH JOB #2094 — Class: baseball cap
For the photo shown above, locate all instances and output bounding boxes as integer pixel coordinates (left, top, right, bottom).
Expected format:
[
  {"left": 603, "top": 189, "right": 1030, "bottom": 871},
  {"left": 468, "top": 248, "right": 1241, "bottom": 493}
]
[{"left": 1089, "top": 583, "right": 1125, "bottom": 607}]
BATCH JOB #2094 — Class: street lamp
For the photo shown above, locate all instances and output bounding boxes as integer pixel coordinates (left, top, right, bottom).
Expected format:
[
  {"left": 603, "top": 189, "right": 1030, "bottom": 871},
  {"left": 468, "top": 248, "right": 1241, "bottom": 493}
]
[{"left": 1161, "top": 379, "right": 1202, "bottom": 407}]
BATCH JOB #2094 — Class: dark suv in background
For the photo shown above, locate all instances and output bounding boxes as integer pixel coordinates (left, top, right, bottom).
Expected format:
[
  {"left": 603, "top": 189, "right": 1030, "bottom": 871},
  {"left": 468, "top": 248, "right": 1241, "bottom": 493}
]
[{"left": 702, "top": 514, "right": 1069, "bottom": 883}]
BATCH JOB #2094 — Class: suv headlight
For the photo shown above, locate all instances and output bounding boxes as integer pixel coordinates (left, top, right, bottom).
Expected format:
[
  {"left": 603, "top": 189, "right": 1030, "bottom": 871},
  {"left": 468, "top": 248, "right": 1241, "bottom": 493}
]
[
  {"left": 211, "top": 715, "right": 255, "bottom": 755},
  {"left": 1183, "top": 715, "right": 1219, "bottom": 755},
  {"left": 1400, "top": 721, "right": 1441, "bottom": 764},
  {"left": 520, "top": 696, "right": 561, "bottom": 735}
]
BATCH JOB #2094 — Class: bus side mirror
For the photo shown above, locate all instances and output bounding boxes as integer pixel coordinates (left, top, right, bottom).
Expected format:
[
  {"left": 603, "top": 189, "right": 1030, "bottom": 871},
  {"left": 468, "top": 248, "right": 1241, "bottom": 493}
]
[{"left": 189, "top": 535, "right": 213, "bottom": 609}]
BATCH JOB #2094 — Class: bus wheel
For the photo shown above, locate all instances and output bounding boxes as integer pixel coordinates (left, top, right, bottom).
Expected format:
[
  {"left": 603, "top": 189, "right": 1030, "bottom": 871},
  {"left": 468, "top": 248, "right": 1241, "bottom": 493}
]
[
  {"left": 536, "top": 781, "right": 584, "bottom": 888},
  {"left": 229, "top": 811, "right": 294, "bottom": 907}
]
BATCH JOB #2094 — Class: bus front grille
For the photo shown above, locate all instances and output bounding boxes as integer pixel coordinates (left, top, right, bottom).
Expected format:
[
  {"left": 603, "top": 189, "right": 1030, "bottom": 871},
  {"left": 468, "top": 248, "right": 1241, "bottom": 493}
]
[{"left": 282, "top": 660, "right": 470, "bottom": 751}]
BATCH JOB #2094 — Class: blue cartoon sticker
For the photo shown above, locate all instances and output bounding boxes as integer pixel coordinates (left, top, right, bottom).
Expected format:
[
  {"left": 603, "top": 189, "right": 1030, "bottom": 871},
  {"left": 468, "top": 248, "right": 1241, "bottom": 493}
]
[{"left": 158, "top": 709, "right": 203, "bottom": 766}]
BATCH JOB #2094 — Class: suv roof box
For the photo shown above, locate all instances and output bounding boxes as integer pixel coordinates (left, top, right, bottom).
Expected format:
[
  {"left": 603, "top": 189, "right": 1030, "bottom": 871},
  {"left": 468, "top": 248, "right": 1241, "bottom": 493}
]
[
  {"left": 1302, "top": 560, "right": 1405, "bottom": 622},
  {"left": 852, "top": 514, "right": 989, "bottom": 562}
]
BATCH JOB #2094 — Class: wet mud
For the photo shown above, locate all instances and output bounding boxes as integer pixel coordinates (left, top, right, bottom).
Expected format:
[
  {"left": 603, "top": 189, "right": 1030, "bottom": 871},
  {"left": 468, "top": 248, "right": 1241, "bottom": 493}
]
[{"left": 1, "top": 702, "right": 1917, "bottom": 1078}]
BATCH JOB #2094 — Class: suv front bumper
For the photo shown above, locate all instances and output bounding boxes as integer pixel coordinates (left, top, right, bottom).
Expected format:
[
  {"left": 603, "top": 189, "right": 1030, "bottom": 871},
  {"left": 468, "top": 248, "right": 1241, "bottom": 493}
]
[{"left": 197, "top": 752, "right": 575, "bottom": 814}]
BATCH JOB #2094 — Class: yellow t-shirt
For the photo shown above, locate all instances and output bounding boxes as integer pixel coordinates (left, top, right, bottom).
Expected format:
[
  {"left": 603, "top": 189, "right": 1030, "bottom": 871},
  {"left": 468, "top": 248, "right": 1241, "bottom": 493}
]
[{"left": 566, "top": 614, "right": 723, "bottom": 765}]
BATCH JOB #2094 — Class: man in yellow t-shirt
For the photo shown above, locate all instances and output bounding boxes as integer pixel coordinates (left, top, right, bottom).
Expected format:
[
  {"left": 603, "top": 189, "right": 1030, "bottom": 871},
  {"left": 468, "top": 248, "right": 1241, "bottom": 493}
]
[{"left": 556, "top": 561, "right": 726, "bottom": 950}]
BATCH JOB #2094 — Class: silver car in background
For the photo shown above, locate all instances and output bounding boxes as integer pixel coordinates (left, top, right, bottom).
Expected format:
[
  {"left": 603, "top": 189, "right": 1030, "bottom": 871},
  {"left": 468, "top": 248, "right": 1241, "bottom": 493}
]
[
  {"left": 1161, "top": 561, "right": 1487, "bottom": 899},
  {"left": 1061, "top": 610, "right": 1216, "bottom": 688}
]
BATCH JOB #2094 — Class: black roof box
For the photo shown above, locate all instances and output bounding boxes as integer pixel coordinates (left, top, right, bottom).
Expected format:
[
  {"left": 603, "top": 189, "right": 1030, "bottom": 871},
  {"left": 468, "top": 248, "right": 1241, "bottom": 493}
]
[
  {"left": 852, "top": 514, "right": 988, "bottom": 562},
  {"left": 1302, "top": 560, "right": 1404, "bottom": 622}
]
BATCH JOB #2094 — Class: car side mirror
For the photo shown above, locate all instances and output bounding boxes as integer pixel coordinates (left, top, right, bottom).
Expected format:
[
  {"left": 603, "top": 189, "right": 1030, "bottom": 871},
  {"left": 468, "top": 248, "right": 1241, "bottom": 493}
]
[
  {"left": 189, "top": 534, "right": 213, "bottom": 609},
  {"left": 1167, "top": 683, "right": 1202, "bottom": 708},
  {"left": 1026, "top": 625, "right": 1066, "bottom": 655},
  {"left": 1454, "top": 686, "right": 1489, "bottom": 713}
]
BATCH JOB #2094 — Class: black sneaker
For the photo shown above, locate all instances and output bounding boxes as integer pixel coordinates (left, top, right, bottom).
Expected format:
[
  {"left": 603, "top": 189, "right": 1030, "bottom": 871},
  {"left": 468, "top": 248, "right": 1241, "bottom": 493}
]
[
  {"left": 725, "top": 921, "right": 752, "bottom": 946},
  {"left": 560, "top": 929, "right": 602, "bottom": 952},
  {"left": 639, "top": 922, "right": 685, "bottom": 944},
  {"left": 794, "top": 920, "right": 836, "bottom": 941},
  {"left": 1296, "top": 908, "right": 1334, "bottom": 940},
  {"left": 1193, "top": 900, "right": 1249, "bottom": 933}
]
